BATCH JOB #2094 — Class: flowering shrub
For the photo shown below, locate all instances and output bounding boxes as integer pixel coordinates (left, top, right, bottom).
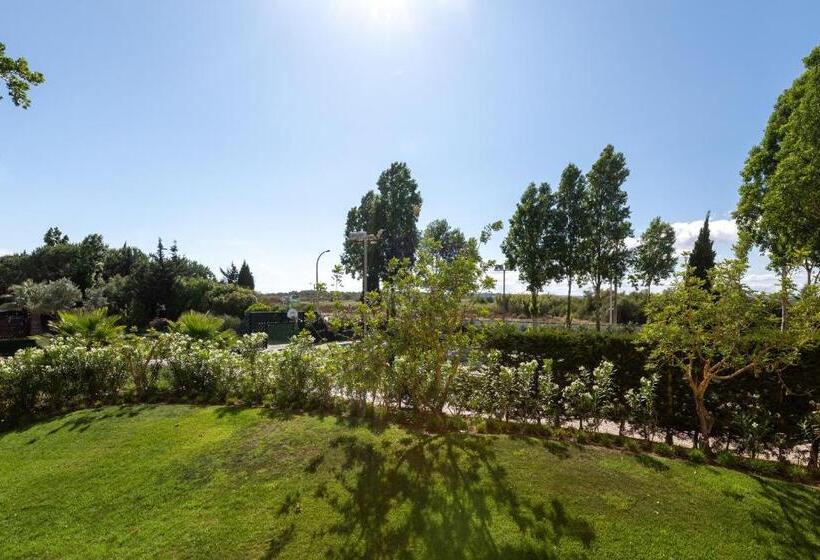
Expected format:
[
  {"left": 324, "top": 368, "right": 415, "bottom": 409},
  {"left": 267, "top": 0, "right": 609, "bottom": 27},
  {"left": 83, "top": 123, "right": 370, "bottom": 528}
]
[
  {"left": 562, "top": 361, "right": 615, "bottom": 431},
  {"left": 625, "top": 373, "right": 659, "bottom": 441}
]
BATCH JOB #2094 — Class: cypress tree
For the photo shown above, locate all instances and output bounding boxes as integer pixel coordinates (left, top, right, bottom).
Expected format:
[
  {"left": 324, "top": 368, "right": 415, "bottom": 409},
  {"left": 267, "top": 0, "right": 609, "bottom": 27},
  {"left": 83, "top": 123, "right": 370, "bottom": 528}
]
[
  {"left": 237, "top": 260, "right": 255, "bottom": 290},
  {"left": 688, "top": 212, "right": 716, "bottom": 289}
]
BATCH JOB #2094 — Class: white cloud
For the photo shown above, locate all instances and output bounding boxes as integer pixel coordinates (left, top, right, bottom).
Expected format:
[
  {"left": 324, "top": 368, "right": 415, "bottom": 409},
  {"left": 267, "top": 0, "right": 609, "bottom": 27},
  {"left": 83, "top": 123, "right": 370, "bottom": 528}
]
[{"left": 671, "top": 218, "right": 737, "bottom": 254}]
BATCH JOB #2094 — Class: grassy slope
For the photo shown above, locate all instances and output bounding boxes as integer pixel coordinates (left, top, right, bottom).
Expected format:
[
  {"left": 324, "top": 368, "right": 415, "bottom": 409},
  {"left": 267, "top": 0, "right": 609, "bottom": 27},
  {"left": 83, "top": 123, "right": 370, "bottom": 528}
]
[{"left": 0, "top": 405, "right": 817, "bottom": 560}]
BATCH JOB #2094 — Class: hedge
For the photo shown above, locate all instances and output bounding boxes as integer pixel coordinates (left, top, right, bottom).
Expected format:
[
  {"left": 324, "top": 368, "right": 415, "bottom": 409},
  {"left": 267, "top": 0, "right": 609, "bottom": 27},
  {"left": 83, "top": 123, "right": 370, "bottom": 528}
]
[{"left": 482, "top": 323, "right": 820, "bottom": 449}]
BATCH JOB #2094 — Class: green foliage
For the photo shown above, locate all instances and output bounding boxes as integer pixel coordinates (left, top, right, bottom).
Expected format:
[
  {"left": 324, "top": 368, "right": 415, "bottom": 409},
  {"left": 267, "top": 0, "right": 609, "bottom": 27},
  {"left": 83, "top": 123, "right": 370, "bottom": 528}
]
[
  {"left": 341, "top": 162, "right": 422, "bottom": 291},
  {"left": 502, "top": 182, "right": 562, "bottom": 316},
  {"left": 245, "top": 302, "right": 273, "bottom": 313},
  {"left": 585, "top": 144, "right": 632, "bottom": 330},
  {"left": 625, "top": 373, "right": 659, "bottom": 441},
  {"left": 554, "top": 163, "right": 591, "bottom": 326},
  {"left": 639, "top": 258, "right": 817, "bottom": 451},
  {"left": 220, "top": 262, "right": 239, "bottom": 284},
  {"left": 237, "top": 260, "right": 254, "bottom": 289},
  {"left": 687, "top": 213, "right": 716, "bottom": 290},
  {"left": 421, "top": 218, "right": 467, "bottom": 262},
  {"left": 4, "top": 278, "right": 83, "bottom": 335},
  {"left": 631, "top": 217, "right": 676, "bottom": 294},
  {"left": 654, "top": 442, "right": 675, "bottom": 457},
  {"left": 562, "top": 360, "right": 615, "bottom": 431},
  {"left": 51, "top": 307, "right": 125, "bottom": 347},
  {"left": 688, "top": 448, "right": 707, "bottom": 464},
  {"left": 0, "top": 42, "right": 44, "bottom": 108},
  {"left": 735, "top": 43, "right": 820, "bottom": 284},
  {"left": 170, "top": 311, "right": 236, "bottom": 346}
]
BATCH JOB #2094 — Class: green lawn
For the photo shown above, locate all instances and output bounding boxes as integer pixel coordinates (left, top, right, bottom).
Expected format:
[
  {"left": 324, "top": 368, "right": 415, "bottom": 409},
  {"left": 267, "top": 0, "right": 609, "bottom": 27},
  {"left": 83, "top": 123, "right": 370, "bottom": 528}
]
[{"left": 1, "top": 405, "right": 817, "bottom": 559}]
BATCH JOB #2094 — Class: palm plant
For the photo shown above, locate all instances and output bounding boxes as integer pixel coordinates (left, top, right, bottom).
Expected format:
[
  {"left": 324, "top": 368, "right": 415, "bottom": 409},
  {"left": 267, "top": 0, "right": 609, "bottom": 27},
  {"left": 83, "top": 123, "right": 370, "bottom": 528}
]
[
  {"left": 51, "top": 307, "right": 125, "bottom": 347},
  {"left": 2, "top": 278, "right": 82, "bottom": 335},
  {"left": 169, "top": 311, "right": 236, "bottom": 346}
]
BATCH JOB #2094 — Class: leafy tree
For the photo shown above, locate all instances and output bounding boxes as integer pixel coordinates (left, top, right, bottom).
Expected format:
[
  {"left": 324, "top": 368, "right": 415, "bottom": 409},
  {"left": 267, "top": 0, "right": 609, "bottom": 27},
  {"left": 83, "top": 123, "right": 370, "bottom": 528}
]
[
  {"left": 331, "top": 263, "right": 344, "bottom": 291},
  {"left": 43, "top": 227, "right": 68, "bottom": 246},
  {"left": 639, "top": 259, "right": 820, "bottom": 453},
  {"left": 687, "top": 212, "right": 716, "bottom": 290},
  {"left": 735, "top": 44, "right": 820, "bottom": 288},
  {"left": 102, "top": 244, "right": 148, "bottom": 278},
  {"left": 554, "top": 163, "right": 590, "bottom": 326},
  {"left": 220, "top": 262, "right": 239, "bottom": 284},
  {"left": 421, "top": 219, "right": 467, "bottom": 262},
  {"left": 0, "top": 42, "right": 44, "bottom": 109},
  {"left": 585, "top": 145, "right": 632, "bottom": 330},
  {"left": 3, "top": 278, "right": 82, "bottom": 334},
  {"left": 502, "top": 182, "right": 561, "bottom": 321},
  {"left": 237, "top": 261, "right": 254, "bottom": 290},
  {"left": 341, "top": 162, "right": 422, "bottom": 292},
  {"left": 631, "top": 217, "right": 676, "bottom": 295},
  {"left": 72, "top": 234, "right": 107, "bottom": 292}
]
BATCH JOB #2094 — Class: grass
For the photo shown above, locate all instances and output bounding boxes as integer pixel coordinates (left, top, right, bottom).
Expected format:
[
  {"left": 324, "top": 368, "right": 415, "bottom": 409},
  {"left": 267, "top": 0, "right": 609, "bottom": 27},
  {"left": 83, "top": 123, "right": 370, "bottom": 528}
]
[{"left": 1, "top": 405, "right": 818, "bottom": 559}]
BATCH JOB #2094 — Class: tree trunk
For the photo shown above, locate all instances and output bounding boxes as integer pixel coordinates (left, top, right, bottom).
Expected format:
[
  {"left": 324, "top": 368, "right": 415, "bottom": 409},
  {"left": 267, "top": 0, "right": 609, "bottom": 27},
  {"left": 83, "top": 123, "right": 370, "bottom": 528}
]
[
  {"left": 531, "top": 290, "right": 538, "bottom": 327},
  {"left": 608, "top": 283, "right": 614, "bottom": 325},
  {"left": 565, "top": 275, "right": 573, "bottom": 328},
  {"left": 613, "top": 282, "right": 619, "bottom": 325},
  {"left": 692, "top": 386, "right": 714, "bottom": 453},
  {"left": 594, "top": 282, "right": 601, "bottom": 332},
  {"left": 780, "top": 266, "right": 788, "bottom": 332},
  {"left": 809, "top": 439, "right": 819, "bottom": 471},
  {"left": 665, "top": 369, "right": 674, "bottom": 445},
  {"left": 29, "top": 312, "right": 42, "bottom": 336}
]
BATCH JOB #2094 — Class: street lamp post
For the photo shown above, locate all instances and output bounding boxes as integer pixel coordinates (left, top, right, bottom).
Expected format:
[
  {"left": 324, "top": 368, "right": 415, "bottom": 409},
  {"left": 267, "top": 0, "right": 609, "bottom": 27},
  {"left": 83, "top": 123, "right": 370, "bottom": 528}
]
[
  {"left": 315, "top": 249, "right": 330, "bottom": 305},
  {"left": 346, "top": 230, "right": 383, "bottom": 301}
]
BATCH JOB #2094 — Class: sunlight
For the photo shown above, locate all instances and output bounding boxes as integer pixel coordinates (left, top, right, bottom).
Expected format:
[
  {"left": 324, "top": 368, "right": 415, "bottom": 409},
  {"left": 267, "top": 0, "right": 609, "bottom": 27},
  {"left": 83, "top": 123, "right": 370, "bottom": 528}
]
[{"left": 337, "top": 0, "right": 417, "bottom": 32}]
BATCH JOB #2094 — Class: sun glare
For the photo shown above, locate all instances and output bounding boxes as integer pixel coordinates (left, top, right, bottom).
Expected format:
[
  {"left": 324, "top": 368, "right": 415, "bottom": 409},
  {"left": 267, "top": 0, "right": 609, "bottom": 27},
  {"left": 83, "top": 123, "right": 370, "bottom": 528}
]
[{"left": 337, "top": 0, "right": 417, "bottom": 32}]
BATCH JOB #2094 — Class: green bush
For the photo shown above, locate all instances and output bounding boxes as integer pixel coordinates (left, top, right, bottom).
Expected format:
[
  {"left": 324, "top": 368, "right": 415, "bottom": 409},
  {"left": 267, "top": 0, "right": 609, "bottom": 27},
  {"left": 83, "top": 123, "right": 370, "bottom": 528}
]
[
  {"left": 688, "top": 449, "right": 707, "bottom": 464},
  {"left": 625, "top": 439, "right": 641, "bottom": 453},
  {"left": 654, "top": 442, "right": 675, "bottom": 457},
  {"left": 715, "top": 451, "right": 740, "bottom": 468},
  {"left": 745, "top": 458, "right": 781, "bottom": 478}
]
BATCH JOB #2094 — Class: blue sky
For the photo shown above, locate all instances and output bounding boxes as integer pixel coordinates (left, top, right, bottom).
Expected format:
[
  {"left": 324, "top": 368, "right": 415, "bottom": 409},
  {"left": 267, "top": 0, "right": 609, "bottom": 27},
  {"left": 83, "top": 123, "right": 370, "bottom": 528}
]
[{"left": 2, "top": 1, "right": 819, "bottom": 293}]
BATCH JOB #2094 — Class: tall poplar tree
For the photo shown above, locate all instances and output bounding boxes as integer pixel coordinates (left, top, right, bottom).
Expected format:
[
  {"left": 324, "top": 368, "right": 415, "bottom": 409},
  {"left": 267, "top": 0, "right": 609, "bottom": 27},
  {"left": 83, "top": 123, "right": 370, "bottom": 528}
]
[
  {"left": 631, "top": 217, "right": 676, "bottom": 296},
  {"left": 502, "top": 182, "right": 561, "bottom": 321},
  {"left": 584, "top": 145, "right": 632, "bottom": 331},
  {"left": 341, "top": 162, "right": 422, "bottom": 292},
  {"left": 555, "top": 163, "right": 590, "bottom": 326}
]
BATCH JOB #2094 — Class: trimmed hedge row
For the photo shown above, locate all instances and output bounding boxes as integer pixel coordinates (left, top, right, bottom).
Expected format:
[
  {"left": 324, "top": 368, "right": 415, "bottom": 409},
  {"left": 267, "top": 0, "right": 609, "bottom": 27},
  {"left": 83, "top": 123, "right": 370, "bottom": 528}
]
[{"left": 482, "top": 323, "right": 820, "bottom": 450}]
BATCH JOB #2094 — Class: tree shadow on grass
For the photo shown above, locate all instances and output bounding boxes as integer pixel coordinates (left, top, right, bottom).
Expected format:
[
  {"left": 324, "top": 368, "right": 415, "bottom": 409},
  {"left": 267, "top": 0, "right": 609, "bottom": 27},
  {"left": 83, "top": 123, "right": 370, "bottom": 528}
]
[
  {"left": 41, "top": 404, "right": 157, "bottom": 436},
  {"left": 294, "top": 431, "right": 595, "bottom": 559},
  {"left": 632, "top": 454, "right": 670, "bottom": 473},
  {"left": 750, "top": 475, "right": 820, "bottom": 560}
]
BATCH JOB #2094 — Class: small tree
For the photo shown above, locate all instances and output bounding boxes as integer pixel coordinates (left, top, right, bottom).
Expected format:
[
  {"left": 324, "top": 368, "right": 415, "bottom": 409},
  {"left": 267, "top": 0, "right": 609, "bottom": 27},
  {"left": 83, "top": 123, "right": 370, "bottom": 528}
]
[
  {"left": 237, "top": 261, "right": 255, "bottom": 290},
  {"left": 687, "top": 212, "right": 716, "bottom": 290},
  {"left": 631, "top": 217, "right": 677, "bottom": 296},
  {"left": 3, "top": 278, "right": 82, "bottom": 334},
  {"left": 562, "top": 360, "right": 615, "bottom": 431},
  {"left": 502, "top": 182, "right": 561, "bottom": 323},
  {"left": 220, "top": 262, "right": 239, "bottom": 284},
  {"left": 639, "top": 259, "right": 819, "bottom": 453},
  {"left": 625, "top": 373, "right": 659, "bottom": 441}
]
